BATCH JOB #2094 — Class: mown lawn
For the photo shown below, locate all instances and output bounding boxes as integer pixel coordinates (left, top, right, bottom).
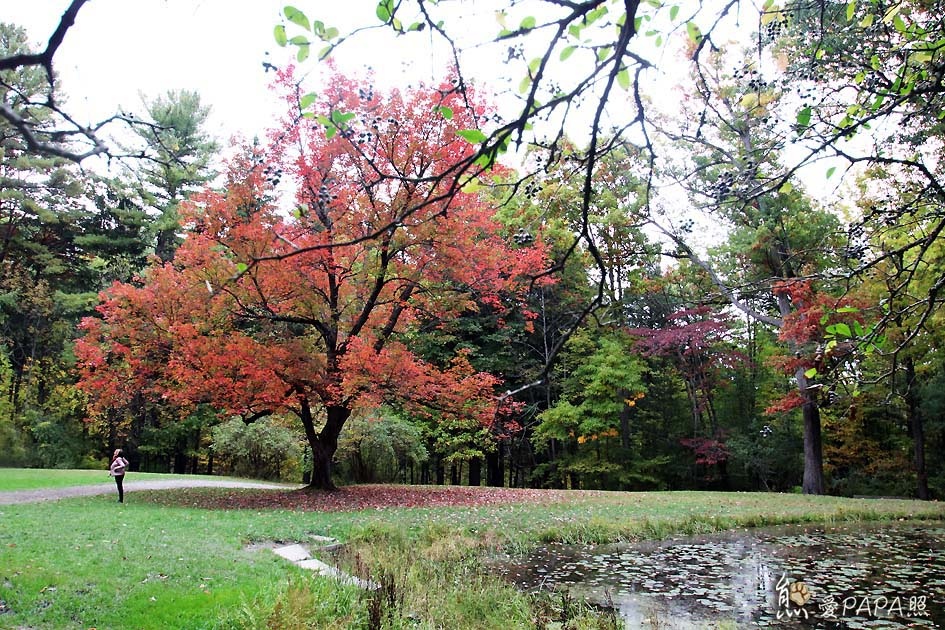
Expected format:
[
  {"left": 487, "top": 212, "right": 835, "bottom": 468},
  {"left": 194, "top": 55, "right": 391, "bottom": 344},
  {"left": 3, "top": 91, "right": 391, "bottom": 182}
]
[
  {"left": 0, "top": 468, "right": 269, "bottom": 492},
  {"left": 1, "top": 480, "right": 942, "bottom": 629},
  {"left": 0, "top": 468, "right": 116, "bottom": 491}
]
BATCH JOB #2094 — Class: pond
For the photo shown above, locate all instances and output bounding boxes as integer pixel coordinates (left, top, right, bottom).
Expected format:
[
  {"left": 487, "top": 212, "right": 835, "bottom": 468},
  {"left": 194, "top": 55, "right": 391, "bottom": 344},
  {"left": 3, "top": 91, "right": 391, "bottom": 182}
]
[{"left": 494, "top": 521, "right": 945, "bottom": 628}]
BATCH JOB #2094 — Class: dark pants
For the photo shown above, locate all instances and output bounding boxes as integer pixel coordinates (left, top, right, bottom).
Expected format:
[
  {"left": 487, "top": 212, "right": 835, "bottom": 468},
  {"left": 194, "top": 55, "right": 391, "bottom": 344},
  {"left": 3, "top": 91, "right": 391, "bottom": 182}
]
[{"left": 114, "top": 474, "right": 124, "bottom": 502}]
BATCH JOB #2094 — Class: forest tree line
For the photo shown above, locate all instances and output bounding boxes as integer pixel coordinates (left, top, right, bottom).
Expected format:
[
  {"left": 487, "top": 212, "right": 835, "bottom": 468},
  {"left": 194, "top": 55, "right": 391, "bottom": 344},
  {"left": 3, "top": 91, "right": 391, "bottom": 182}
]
[{"left": 1, "top": 0, "right": 943, "bottom": 498}]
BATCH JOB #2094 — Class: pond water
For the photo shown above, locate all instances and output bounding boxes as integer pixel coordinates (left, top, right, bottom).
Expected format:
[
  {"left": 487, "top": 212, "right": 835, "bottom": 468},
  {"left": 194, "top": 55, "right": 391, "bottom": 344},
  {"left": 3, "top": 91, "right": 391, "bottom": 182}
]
[{"left": 494, "top": 521, "right": 945, "bottom": 628}]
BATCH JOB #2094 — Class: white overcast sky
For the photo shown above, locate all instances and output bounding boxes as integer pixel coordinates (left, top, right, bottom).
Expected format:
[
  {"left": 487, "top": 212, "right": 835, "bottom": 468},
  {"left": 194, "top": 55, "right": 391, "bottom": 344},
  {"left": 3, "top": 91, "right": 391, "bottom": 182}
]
[
  {"left": 4, "top": 0, "right": 447, "bottom": 150},
  {"left": 4, "top": 0, "right": 701, "bottom": 143}
]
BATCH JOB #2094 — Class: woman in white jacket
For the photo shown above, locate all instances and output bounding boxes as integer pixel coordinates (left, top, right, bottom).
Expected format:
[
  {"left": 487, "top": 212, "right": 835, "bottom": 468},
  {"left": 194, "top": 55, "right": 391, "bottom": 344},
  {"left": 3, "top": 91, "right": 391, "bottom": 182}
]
[{"left": 108, "top": 449, "right": 130, "bottom": 503}]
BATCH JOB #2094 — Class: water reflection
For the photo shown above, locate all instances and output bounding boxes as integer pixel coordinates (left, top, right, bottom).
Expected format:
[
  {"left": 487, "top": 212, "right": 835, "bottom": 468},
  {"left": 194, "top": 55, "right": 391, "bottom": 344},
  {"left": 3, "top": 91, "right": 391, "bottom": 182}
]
[{"left": 496, "top": 521, "right": 945, "bottom": 628}]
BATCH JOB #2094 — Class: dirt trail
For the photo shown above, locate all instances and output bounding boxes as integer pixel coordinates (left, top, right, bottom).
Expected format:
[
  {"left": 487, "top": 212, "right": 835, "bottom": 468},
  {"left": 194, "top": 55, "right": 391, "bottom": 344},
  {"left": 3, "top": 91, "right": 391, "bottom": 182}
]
[{"left": 0, "top": 479, "right": 293, "bottom": 505}]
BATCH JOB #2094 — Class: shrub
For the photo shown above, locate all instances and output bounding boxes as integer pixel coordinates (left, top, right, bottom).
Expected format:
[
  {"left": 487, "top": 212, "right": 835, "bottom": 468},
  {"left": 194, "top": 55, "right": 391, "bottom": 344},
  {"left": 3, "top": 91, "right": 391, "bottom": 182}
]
[{"left": 211, "top": 416, "right": 302, "bottom": 481}]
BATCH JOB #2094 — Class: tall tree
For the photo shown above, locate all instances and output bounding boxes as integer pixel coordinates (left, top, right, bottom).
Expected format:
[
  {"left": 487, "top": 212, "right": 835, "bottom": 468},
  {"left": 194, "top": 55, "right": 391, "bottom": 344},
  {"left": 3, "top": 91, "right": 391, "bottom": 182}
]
[
  {"left": 1, "top": 23, "right": 86, "bottom": 416},
  {"left": 76, "top": 70, "right": 548, "bottom": 490},
  {"left": 0, "top": 24, "right": 154, "bottom": 466},
  {"left": 135, "top": 90, "right": 218, "bottom": 262},
  {"left": 648, "top": 43, "right": 852, "bottom": 494},
  {"left": 776, "top": 1, "right": 945, "bottom": 497}
]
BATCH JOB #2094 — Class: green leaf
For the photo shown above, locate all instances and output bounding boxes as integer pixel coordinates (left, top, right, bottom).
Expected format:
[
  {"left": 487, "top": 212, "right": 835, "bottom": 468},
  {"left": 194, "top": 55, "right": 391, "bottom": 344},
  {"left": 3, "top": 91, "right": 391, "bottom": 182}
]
[
  {"left": 456, "top": 129, "right": 488, "bottom": 144},
  {"left": 274, "top": 24, "right": 288, "bottom": 47},
  {"left": 686, "top": 21, "right": 702, "bottom": 43},
  {"left": 779, "top": 181, "right": 794, "bottom": 194},
  {"left": 474, "top": 148, "right": 496, "bottom": 168},
  {"left": 520, "top": 16, "right": 536, "bottom": 30},
  {"left": 324, "top": 27, "right": 339, "bottom": 40},
  {"left": 299, "top": 92, "right": 317, "bottom": 109},
  {"left": 804, "top": 367, "right": 818, "bottom": 379},
  {"left": 289, "top": 35, "right": 310, "bottom": 45},
  {"left": 560, "top": 45, "right": 576, "bottom": 61},
  {"left": 284, "top": 6, "right": 310, "bottom": 31},
  {"left": 437, "top": 105, "right": 453, "bottom": 120},
  {"left": 236, "top": 262, "right": 249, "bottom": 274},
  {"left": 617, "top": 68, "right": 630, "bottom": 91},
  {"left": 376, "top": 1, "right": 392, "bottom": 22},
  {"left": 297, "top": 43, "right": 310, "bottom": 62},
  {"left": 796, "top": 105, "right": 812, "bottom": 128},
  {"left": 519, "top": 75, "right": 532, "bottom": 94},
  {"left": 826, "top": 166, "right": 836, "bottom": 178},
  {"left": 858, "top": 13, "right": 874, "bottom": 28},
  {"left": 586, "top": 5, "right": 608, "bottom": 25},
  {"left": 882, "top": 3, "right": 901, "bottom": 23},
  {"left": 837, "top": 306, "right": 860, "bottom": 313},
  {"left": 892, "top": 13, "right": 907, "bottom": 33},
  {"left": 331, "top": 110, "right": 356, "bottom": 127},
  {"left": 669, "top": 5, "right": 680, "bottom": 21},
  {"left": 318, "top": 46, "right": 333, "bottom": 60},
  {"left": 829, "top": 322, "right": 852, "bottom": 337},
  {"left": 568, "top": 23, "right": 582, "bottom": 39},
  {"left": 528, "top": 57, "right": 541, "bottom": 76},
  {"left": 846, "top": 0, "right": 856, "bottom": 21}
]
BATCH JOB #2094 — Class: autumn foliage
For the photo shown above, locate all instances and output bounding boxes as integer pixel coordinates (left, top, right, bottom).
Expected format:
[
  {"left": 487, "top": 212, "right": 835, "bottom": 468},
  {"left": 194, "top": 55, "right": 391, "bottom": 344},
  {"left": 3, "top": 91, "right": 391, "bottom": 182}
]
[
  {"left": 75, "top": 69, "right": 548, "bottom": 489},
  {"left": 765, "top": 279, "right": 872, "bottom": 414}
]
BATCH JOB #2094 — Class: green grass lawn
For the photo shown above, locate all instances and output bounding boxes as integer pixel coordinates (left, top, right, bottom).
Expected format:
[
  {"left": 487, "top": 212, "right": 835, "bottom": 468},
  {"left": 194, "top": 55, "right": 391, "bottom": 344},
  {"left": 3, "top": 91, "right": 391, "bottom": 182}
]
[
  {"left": 0, "top": 468, "right": 279, "bottom": 492},
  {"left": 0, "top": 482, "right": 942, "bottom": 629},
  {"left": 0, "top": 468, "right": 117, "bottom": 491}
]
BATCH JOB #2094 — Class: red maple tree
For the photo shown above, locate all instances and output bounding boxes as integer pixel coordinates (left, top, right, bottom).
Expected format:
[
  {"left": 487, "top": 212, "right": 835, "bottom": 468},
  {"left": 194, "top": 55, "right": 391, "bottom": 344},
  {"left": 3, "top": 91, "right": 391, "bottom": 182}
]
[
  {"left": 765, "top": 279, "right": 871, "bottom": 415},
  {"left": 75, "top": 69, "right": 548, "bottom": 490}
]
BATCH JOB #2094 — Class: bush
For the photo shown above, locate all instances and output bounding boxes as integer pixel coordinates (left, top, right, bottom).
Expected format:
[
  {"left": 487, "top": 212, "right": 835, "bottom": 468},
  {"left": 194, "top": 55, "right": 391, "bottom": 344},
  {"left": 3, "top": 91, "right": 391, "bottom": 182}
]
[
  {"left": 211, "top": 416, "right": 302, "bottom": 481},
  {"left": 335, "top": 412, "right": 427, "bottom": 484}
]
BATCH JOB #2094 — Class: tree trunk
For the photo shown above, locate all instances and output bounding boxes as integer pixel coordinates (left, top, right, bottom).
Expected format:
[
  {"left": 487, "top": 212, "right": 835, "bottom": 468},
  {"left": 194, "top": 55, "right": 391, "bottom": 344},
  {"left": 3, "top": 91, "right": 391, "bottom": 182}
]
[
  {"left": 468, "top": 458, "right": 481, "bottom": 486},
  {"left": 173, "top": 434, "right": 188, "bottom": 474},
  {"left": 618, "top": 388, "right": 632, "bottom": 450},
  {"left": 779, "top": 289, "right": 825, "bottom": 496},
  {"left": 486, "top": 444, "right": 505, "bottom": 487},
  {"left": 801, "top": 394, "right": 825, "bottom": 495},
  {"left": 904, "top": 358, "right": 930, "bottom": 500},
  {"left": 300, "top": 399, "right": 350, "bottom": 491}
]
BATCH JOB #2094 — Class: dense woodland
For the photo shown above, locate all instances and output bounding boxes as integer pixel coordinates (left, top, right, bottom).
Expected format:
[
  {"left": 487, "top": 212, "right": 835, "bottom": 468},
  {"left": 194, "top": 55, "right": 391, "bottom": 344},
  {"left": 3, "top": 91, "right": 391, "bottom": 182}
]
[{"left": 1, "top": 0, "right": 943, "bottom": 498}]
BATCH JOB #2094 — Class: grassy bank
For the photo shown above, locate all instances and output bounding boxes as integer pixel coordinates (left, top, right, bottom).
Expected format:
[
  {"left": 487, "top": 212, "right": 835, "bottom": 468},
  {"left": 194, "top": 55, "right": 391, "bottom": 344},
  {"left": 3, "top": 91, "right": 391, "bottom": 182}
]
[{"left": 0, "top": 484, "right": 942, "bottom": 629}]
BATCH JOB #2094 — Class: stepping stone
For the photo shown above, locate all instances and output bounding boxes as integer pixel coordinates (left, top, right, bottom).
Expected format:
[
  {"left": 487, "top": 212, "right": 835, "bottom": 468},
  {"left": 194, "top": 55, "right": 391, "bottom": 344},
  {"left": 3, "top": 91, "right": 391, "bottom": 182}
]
[
  {"left": 297, "top": 557, "right": 339, "bottom": 574},
  {"left": 297, "top": 558, "right": 379, "bottom": 590},
  {"left": 308, "top": 534, "right": 338, "bottom": 546},
  {"left": 272, "top": 544, "right": 311, "bottom": 563}
]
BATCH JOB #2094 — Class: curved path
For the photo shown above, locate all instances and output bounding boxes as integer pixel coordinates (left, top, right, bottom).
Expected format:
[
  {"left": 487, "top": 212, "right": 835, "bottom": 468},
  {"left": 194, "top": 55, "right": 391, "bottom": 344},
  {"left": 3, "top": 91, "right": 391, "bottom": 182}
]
[{"left": 0, "top": 478, "right": 294, "bottom": 505}]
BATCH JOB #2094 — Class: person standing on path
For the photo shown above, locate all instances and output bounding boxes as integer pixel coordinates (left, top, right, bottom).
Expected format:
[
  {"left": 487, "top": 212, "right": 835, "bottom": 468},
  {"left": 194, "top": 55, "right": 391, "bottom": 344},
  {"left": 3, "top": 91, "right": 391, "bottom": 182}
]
[{"left": 109, "top": 449, "right": 129, "bottom": 503}]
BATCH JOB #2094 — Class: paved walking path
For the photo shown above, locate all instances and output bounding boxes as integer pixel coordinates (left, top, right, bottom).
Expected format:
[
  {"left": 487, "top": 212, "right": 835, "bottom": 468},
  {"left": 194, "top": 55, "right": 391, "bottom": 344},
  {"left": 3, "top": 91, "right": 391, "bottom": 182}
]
[{"left": 0, "top": 478, "right": 294, "bottom": 505}]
